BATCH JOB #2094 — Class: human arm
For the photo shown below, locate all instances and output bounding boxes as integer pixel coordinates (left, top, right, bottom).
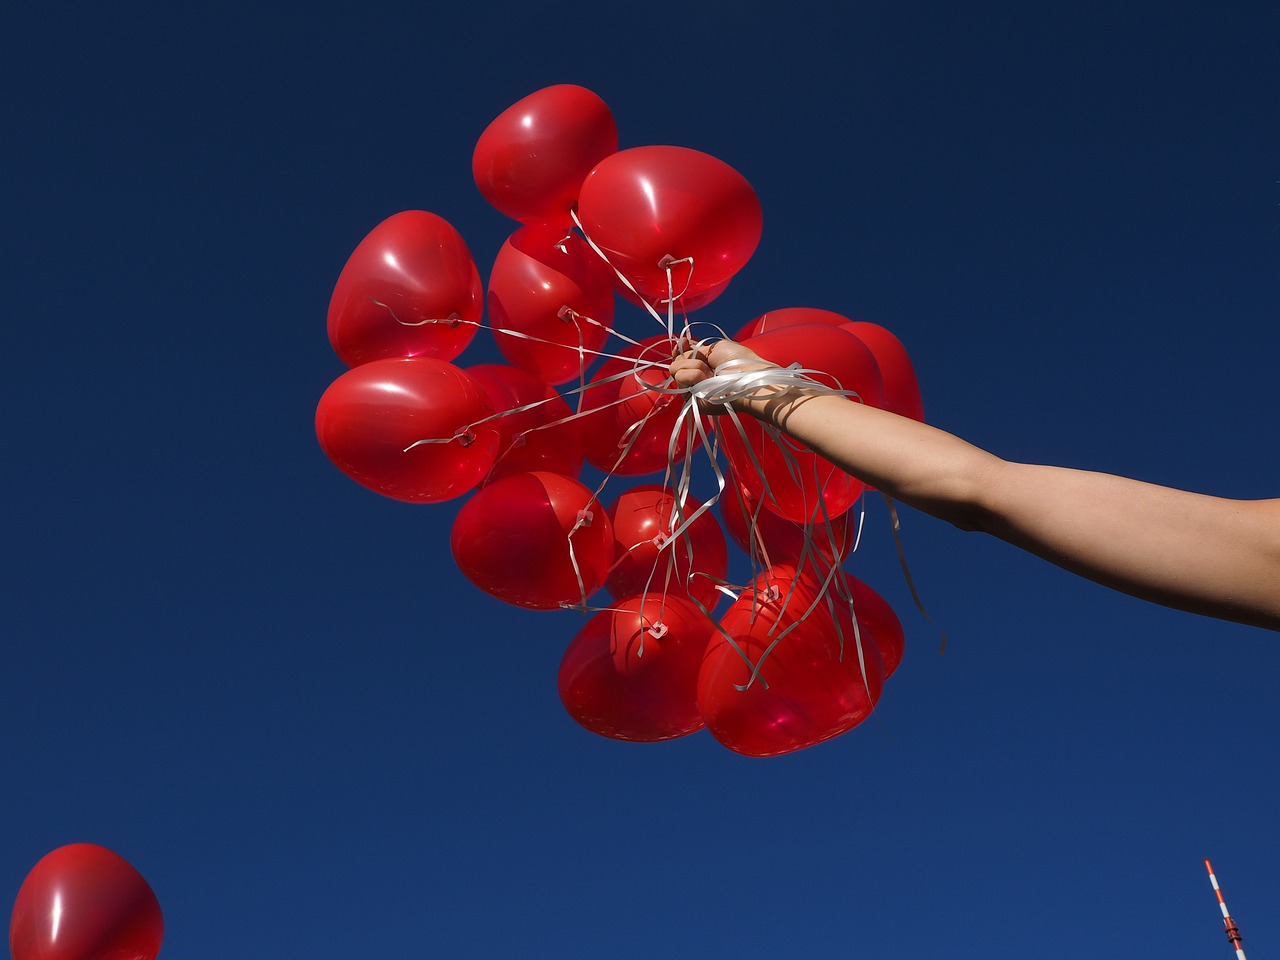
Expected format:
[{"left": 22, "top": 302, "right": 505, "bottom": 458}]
[{"left": 671, "top": 340, "right": 1280, "bottom": 631}]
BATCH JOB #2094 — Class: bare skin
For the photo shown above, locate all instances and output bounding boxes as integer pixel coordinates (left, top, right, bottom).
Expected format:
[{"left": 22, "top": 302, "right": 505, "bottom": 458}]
[{"left": 670, "top": 339, "right": 1280, "bottom": 631}]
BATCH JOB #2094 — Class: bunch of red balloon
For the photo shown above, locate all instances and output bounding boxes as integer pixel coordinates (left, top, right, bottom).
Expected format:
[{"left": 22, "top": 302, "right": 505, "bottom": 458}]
[
  {"left": 10, "top": 844, "right": 163, "bottom": 960},
  {"left": 315, "top": 85, "right": 924, "bottom": 758}
]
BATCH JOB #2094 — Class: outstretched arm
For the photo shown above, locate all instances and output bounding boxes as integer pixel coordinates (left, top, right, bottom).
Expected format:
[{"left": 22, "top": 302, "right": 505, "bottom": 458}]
[{"left": 671, "top": 340, "right": 1280, "bottom": 631}]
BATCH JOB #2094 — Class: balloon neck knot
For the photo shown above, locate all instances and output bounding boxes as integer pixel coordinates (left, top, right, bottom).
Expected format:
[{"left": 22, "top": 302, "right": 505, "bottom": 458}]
[
  {"left": 576, "top": 508, "right": 594, "bottom": 526},
  {"left": 557, "top": 305, "right": 578, "bottom": 322},
  {"left": 446, "top": 312, "right": 462, "bottom": 328},
  {"left": 756, "top": 584, "right": 781, "bottom": 604},
  {"left": 650, "top": 532, "right": 669, "bottom": 549},
  {"left": 456, "top": 428, "right": 476, "bottom": 448},
  {"left": 647, "top": 622, "right": 669, "bottom": 640}
]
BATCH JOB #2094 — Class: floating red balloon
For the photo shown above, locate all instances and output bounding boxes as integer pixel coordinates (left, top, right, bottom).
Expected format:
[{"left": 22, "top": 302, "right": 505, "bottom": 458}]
[
  {"left": 316, "top": 357, "right": 499, "bottom": 503},
  {"left": 473, "top": 84, "right": 618, "bottom": 228},
  {"left": 465, "top": 363, "right": 583, "bottom": 482},
  {"left": 577, "top": 145, "right": 762, "bottom": 302},
  {"left": 487, "top": 225, "right": 615, "bottom": 385},
  {"left": 10, "top": 843, "right": 163, "bottom": 960},
  {"left": 328, "top": 210, "right": 482, "bottom": 367},
  {"left": 737, "top": 310, "right": 924, "bottom": 422},
  {"left": 840, "top": 573, "right": 905, "bottom": 680},
  {"left": 558, "top": 594, "right": 712, "bottom": 741},
  {"left": 842, "top": 321, "right": 924, "bottom": 422},
  {"left": 450, "top": 471, "right": 614, "bottom": 609},
  {"left": 697, "top": 566, "right": 884, "bottom": 757},
  {"left": 735, "top": 306, "right": 850, "bottom": 339},
  {"left": 606, "top": 484, "right": 727, "bottom": 609}
]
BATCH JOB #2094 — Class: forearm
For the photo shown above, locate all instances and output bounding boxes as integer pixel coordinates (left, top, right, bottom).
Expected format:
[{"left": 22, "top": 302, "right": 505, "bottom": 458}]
[
  {"left": 737, "top": 390, "right": 1280, "bottom": 630},
  {"left": 738, "top": 390, "right": 1002, "bottom": 528},
  {"left": 975, "top": 463, "right": 1280, "bottom": 629}
]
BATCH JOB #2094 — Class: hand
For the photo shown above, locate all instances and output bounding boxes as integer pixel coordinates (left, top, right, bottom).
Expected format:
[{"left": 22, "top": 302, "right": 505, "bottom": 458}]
[{"left": 668, "top": 339, "right": 771, "bottom": 390}]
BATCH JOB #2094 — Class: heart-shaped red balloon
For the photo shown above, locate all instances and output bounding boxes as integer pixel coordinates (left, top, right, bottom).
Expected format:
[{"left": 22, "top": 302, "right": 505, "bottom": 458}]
[
  {"left": 605, "top": 484, "right": 727, "bottom": 609},
  {"left": 473, "top": 84, "right": 618, "bottom": 227},
  {"left": 698, "top": 566, "right": 884, "bottom": 757},
  {"left": 735, "top": 306, "right": 850, "bottom": 339},
  {"left": 10, "top": 844, "right": 163, "bottom": 960},
  {"left": 487, "top": 225, "right": 615, "bottom": 385},
  {"left": 577, "top": 145, "right": 762, "bottom": 301},
  {"left": 558, "top": 594, "right": 712, "bottom": 741},
  {"left": 450, "top": 471, "right": 614, "bottom": 610},
  {"left": 327, "top": 210, "right": 482, "bottom": 367},
  {"left": 736, "top": 310, "right": 924, "bottom": 423},
  {"left": 316, "top": 357, "right": 499, "bottom": 503},
  {"left": 836, "top": 573, "right": 906, "bottom": 680},
  {"left": 842, "top": 321, "right": 924, "bottom": 422}
]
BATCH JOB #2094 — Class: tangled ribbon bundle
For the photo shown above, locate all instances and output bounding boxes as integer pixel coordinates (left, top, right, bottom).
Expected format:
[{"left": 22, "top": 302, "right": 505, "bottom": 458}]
[{"left": 315, "top": 85, "right": 926, "bottom": 757}]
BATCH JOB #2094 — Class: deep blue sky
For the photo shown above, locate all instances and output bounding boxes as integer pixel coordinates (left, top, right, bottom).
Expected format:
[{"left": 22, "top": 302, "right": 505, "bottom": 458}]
[{"left": 3, "top": 2, "right": 1277, "bottom": 958}]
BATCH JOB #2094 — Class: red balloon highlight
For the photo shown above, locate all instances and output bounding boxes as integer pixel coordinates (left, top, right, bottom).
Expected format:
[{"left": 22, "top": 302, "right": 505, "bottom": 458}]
[{"left": 10, "top": 843, "right": 163, "bottom": 960}]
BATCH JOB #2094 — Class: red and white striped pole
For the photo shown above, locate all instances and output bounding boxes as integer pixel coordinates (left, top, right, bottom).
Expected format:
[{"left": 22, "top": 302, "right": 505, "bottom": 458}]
[{"left": 1205, "top": 859, "right": 1247, "bottom": 960}]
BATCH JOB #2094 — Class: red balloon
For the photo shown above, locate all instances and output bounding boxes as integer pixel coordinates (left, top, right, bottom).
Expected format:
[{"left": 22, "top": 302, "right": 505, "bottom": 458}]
[
  {"left": 487, "top": 225, "right": 615, "bottom": 385},
  {"left": 316, "top": 357, "right": 499, "bottom": 503},
  {"left": 606, "top": 484, "right": 728, "bottom": 609},
  {"left": 578, "top": 335, "right": 701, "bottom": 476},
  {"left": 719, "top": 482, "right": 856, "bottom": 566},
  {"left": 10, "top": 843, "right": 163, "bottom": 960},
  {"left": 576, "top": 145, "right": 762, "bottom": 301},
  {"left": 841, "top": 574, "right": 905, "bottom": 680},
  {"left": 450, "top": 471, "right": 614, "bottom": 609},
  {"left": 842, "top": 321, "right": 925, "bottom": 422},
  {"left": 735, "top": 306, "right": 850, "bottom": 340},
  {"left": 720, "top": 324, "right": 884, "bottom": 523},
  {"left": 558, "top": 594, "right": 712, "bottom": 741},
  {"left": 465, "top": 364, "right": 583, "bottom": 482},
  {"left": 736, "top": 311, "right": 925, "bottom": 423},
  {"left": 473, "top": 85, "right": 618, "bottom": 227},
  {"left": 697, "top": 566, "right": 885, "bottom": 757},
  {"left": 328, "top": 210, "right": 482, "bottom": 367}
]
